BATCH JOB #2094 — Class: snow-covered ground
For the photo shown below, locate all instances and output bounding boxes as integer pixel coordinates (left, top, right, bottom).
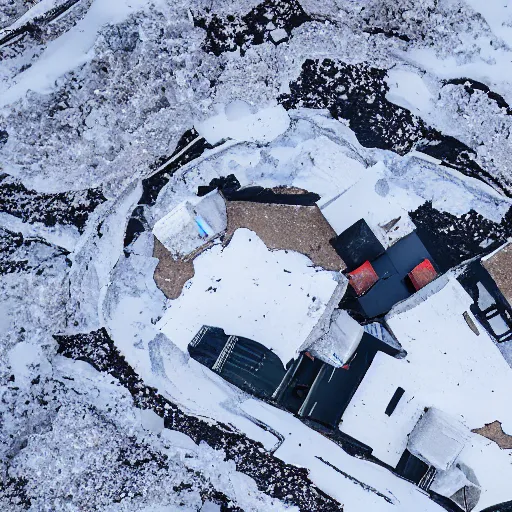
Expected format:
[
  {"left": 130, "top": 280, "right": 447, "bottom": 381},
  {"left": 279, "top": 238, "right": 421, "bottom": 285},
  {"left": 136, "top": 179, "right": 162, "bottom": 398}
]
[
  {"left": 2, "top": 0, "right": 512, "bottom": 510},
  {"left": 157, "top": 228, "right": 342, "bottom": 364}
]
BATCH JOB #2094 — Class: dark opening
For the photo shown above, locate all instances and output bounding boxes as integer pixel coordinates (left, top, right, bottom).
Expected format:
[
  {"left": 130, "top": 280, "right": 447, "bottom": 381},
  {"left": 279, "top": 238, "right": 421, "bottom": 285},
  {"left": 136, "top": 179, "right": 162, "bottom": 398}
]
[{"left": 385, "top": 387, "right": 405, "bottom": 416}]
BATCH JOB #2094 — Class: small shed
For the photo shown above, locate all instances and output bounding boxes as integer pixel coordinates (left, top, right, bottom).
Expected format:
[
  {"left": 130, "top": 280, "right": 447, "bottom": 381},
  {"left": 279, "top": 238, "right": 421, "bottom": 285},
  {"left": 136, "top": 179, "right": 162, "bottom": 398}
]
[
  {"left": 407, "top": 408, "right": 469, "bottom": 472},
  {"left": 152, "top": 190, "right": 227, "bottom": 259},
  {"left": 308, "top": 309, "right": 364, "bottom": 367}
]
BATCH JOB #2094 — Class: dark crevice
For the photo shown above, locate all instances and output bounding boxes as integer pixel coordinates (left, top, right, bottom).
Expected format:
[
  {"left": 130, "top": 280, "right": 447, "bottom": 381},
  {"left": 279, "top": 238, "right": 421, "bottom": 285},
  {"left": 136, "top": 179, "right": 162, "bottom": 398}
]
[
  {"left": 194, "top": 0, "right": 311, "bottom": 56},
  {"left": 410, "top": 201, "right": 512, "bottom": 272},
  {"left": 0, "top": 174, "right": 106, "bottom": 233}
]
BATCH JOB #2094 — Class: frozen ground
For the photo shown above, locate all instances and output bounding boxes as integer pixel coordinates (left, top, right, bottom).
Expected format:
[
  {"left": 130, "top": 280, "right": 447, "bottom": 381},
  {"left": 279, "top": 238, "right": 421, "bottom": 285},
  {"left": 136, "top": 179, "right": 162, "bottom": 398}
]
[{"left": 2, "top": 0, "right": 512, "bottom": 510}]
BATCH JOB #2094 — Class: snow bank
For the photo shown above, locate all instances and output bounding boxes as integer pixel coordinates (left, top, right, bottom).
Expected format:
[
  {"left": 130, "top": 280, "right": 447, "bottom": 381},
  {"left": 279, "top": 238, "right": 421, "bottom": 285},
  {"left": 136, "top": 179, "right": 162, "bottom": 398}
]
[
  {"left": 385, "top": 68, "right": 434, "bottom": 117},
  {"left": 195, "top": 103, "right": 290, "bottom": 145}
]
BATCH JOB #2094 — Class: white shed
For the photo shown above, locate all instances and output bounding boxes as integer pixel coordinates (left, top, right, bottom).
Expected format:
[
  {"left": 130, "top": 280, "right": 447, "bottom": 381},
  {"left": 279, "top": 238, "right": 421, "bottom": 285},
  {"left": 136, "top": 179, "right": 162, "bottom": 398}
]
[
  {"left": 407, "top": 408, "right": 470, "bottom": 471},
  {"left": 307, "top": 309, "right": 364, "bottom": 367},
  {"left": 152, "top": 190, "right": 227, "bottom": 259}
]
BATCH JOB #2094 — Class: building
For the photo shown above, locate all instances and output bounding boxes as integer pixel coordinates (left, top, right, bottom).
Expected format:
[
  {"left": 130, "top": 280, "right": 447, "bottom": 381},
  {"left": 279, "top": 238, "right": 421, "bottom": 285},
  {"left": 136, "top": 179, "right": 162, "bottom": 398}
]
[
  {"left": 332, "top": 219, "right": 439, "bottom": 319},
  {"left": 458, "top": 242, "right": 512, "bottom": 352},
  {"left": 397, "top": 409, "right": 481, "bottom": 511},
  {"left": 152, "top": 189, "right": 227, "bottom": 259},
  {"left": 188, "top": 326, "right": 287, "bottom": 400},
  {"left": 339, "top": 278, "right": 512, "bottom": 510}
]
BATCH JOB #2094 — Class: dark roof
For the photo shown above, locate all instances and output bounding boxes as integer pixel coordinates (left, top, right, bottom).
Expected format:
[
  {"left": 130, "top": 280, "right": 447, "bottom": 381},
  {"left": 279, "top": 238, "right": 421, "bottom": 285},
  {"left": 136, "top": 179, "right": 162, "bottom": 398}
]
[
  {"left": 396, "top": 449, "right": 430, "bottom": 485},
  {"left": 290, "top": 333, "right": 400, "bottom": 429},
  {"left": 188, "top": 326, "right": 287, "bottom": 399},
  {"left": 331, "top": 219, "right": 385, "bottom": 270},
  {"left": 341, "top": 231, "right": 439, "bottom": 319},
  {"left": 198, "top": 175, "right": 321, "bottom": 205}
]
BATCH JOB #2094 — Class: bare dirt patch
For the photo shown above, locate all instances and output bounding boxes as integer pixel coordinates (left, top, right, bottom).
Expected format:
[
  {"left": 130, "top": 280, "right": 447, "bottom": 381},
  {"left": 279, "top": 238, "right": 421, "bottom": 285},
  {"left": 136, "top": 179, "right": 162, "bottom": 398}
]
[
  {"left": 153, "top": 201, "right": 345, "bottom": 299},
  {"left": 225, "top": 202, "right": 345, "bottom": 271},
  {"left": 153, "top": 238, "right": 195, "bottom": 299},
  {"left": 472, "top": 420, "right": 512, "bottom": 449}
]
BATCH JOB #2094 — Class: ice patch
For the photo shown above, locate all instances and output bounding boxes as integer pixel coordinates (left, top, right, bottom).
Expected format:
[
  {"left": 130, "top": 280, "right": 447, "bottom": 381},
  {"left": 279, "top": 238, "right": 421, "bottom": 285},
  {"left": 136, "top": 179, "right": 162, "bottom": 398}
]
[
  {"left": 386, "top": 69, "right": 433, "bottom": 116},
  {"left": 196, "top": 104, "right": 290, "bottom": 145}
]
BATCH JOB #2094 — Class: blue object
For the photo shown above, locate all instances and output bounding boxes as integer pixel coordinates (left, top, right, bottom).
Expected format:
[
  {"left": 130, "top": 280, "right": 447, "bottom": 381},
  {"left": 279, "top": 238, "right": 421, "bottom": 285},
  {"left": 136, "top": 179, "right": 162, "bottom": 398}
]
[{"left": 195, "top": 215, "right": 214, "bottom": 237}]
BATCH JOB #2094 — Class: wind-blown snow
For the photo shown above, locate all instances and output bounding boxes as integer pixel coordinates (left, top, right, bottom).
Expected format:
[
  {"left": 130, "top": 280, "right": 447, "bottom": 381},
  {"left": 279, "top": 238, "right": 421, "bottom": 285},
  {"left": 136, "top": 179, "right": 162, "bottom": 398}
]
[
  {"left": 385, "top": 68, "right": 434, "bottom": 117},
  {"left": 195, "top": 103, "right": 291, "bottom": 145}
]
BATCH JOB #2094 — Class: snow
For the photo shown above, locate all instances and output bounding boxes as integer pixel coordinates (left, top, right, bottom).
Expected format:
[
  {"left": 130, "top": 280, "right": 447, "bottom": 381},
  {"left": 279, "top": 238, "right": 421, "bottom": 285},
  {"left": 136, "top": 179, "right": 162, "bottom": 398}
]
[
  {"left": 270, "top": 28, "right": 288, "bottom": 44},
  {"left": 0, "top": 0, "right": 60, "bottom": 31},
  {"left": 0, "top": 0, "right": 163, "bottom": 108},
  {"left": 463, "top": 0, "right": 512, "bottom": 48},
  {"left": 407, "top": 408, "right": 469, "bottom": 471},
  {"left": 400, "top": 45, "right": 512, "bottom": 105},
  {"left": 195, "top": 103, "right": 291, "bottom": 145},
  {"left": 0, "top": 211, "right": 79, "bottom": 252},
  {"left": 320, "top": 162, "right": 419, "bottom": 248},
  {"left": 477, "top": 281, "right": 495, "bottom": 310},
  {"left": 157, "top": 228, "right": 342, "bottom": 364},
  {"left": 385, "top": 68, "right": 434, "bottom": 117},
  {"left": 139, "top": 408, "right": 165, "bottom": 434},
  {"left": 8, "top": 342, "right": 52, "bottom": 387},
  {"left": 488, "top": 313, "right": 509, "bottom": 336},
  {"left": 241, "top": 399, "right": 442, "bottom": 512},
  {"left": 4, "top": 6, "right": 512, "bottom": 506},
  {"left": 339, "top": 277, "right": 512, "bottom": 510}
]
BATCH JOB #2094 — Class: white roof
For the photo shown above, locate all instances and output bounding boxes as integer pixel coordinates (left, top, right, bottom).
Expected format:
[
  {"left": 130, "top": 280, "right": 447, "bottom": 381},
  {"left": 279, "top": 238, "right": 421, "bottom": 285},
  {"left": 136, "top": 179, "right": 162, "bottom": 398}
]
[
  {"left": 308, "top": 309, "right": 363, "bottom": 367},
  {"left": 152, "top": 190, "right": 226, "bottom": 258},
  {"left": 157, "top": 228, "right": 342, "bottom": 364},
  {"left": 339, "top": 277, "right": 512, "bottom": 510},
  {"left": 408, "top": 408, "right": 469, "bottom": 471},
  {"left": 320, "top": 164, "right": 417, "bottom": 248}
]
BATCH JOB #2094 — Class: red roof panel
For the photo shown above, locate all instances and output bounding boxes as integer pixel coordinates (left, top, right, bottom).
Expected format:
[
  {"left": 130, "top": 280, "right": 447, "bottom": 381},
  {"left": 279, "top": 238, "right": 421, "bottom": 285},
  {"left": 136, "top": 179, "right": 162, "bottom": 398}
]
[
  {"left": 348, "top": 260, "right": 379, "bottom": 296},
  {"left": 408, "top": 259, "right": 437, "bottom": 291}
]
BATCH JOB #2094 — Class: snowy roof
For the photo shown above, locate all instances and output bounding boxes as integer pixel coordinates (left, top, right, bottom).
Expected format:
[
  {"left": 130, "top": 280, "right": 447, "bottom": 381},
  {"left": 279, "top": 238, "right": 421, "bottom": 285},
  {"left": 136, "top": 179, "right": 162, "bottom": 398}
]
[
  {"left": 152, "top": 190, "right": 227, "bottom": 259},
  {"left": 407, "top": 408, "right": 469, "bottom": 471},
  {"left": 307, "top": 309, "right": 364, "bottom": 367},
  {"left": 157, "top": 228, "right": 344, "bottom": 364},
  {"left": 339, "top": 277, "right": 512, "bottom": 509},
  {"left": 482, "top": 240, "right": 512, "bottom": 306},
  {"left": 319, "top": 164, "right": 418, "bottom": 249},
  {"left": 431, "top": 463, "right": 481, "bottom": 510}
]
